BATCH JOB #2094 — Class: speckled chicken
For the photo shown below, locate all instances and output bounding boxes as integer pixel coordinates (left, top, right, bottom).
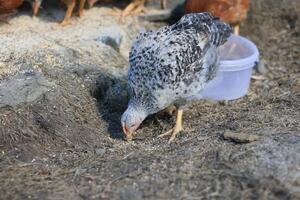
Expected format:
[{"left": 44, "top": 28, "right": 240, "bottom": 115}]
[
  {"left": 185, "top": 0, "right": 250, "bottom": 35},
  {"left": 121, "top": 13, "right": 231, "bottom": 143}
]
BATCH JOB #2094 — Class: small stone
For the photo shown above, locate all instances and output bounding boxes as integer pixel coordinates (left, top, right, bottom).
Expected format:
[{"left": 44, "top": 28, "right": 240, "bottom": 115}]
[
  {"left": 223, "top": 131, "right": 259, "bottom": 143},
  {"left": 74, "top": 168, "right": 87, "bottom": 178},
  {"left": 95, "top": 148, "right": 106, "bottom": 156}
]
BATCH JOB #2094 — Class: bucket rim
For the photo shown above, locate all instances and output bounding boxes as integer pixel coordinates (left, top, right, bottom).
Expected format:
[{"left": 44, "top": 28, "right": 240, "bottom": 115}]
[{"left": 219, "top": 35, "right": 259, "bottom": 72}]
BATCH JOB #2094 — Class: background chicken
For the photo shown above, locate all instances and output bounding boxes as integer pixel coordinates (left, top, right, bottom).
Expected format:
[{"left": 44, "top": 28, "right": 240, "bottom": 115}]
[
  {"left": 86, "top": 0, "right": 112, "bottom": 8},
  {"left": 27, "top": 0, "right": 166, "bottom": 25},
  {"left": 85, "top": 0, "right": 166, "bottom": 20},
  {"left": 0, "top": 0, "right": 41, "bottom": 22},
  {"left": 0, "top": 0, "right": 24, "bottom": 22},
  {"left": 120, "top": 0, "right": 164, "bottom": 18},
  {"left": 31, "top": 0, "right": 86, "bottom": 26},
  {"left": 184, "top": 0, "right": 250, "bottom": 35},
  {"left": 60, "top": 0, "right": 86, "bottom": 26},
  {"left": 121, "top": 0, "right": 167, "bottom": 18},
  {"left": 26, "top": 0, "right": 42, "bottom": 16},
  {"left": 121, "top": 13, "right": 231, "bottom": 143}
]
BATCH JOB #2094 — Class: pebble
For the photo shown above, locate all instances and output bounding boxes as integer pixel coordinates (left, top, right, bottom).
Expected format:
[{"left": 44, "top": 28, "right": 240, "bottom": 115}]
[
  {"left": 95, "top": 148, "right": 106, "bottom": 156},
  {"left": 223, "top": 131, "right": 259, "bottom": 143}
]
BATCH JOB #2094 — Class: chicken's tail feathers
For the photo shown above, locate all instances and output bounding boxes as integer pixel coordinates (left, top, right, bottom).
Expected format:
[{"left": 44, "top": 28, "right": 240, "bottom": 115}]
[{"left": 175, "top": 12, "right": 232, "bottom": 46}]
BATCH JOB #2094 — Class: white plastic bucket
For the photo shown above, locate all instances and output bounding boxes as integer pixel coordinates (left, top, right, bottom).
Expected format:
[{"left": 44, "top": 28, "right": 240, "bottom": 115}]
[{"left": 199, "top": 35, "right": 259, "bottom": 100}]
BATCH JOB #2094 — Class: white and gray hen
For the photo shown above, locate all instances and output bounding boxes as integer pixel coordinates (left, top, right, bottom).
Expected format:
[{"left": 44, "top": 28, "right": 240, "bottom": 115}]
[{"left": 121, "top": 13, "right": 232, "bottom": 143}]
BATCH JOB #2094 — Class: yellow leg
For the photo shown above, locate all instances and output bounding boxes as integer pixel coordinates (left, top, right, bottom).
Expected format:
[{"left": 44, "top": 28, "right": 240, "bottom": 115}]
[
  {"left": 60, "top": 0, "right": 76, "bottom": 26},
  {"left": 130, "top": 3, "right": 145, "bottom": 15},
  {"left": 78, "top": 0, "right": 86, "bottom": 17},
  {"left": 121, "top": 0, "right": 145, "bottom": 19},
  {"left": 234, "top": 25, "right": 239, "bottom": 35},
  {"left": 158, "top": 109, "right": 183, "bottom": 143},
  {"left": 160, "top": 0, "right": 166, "bottom": 9}
]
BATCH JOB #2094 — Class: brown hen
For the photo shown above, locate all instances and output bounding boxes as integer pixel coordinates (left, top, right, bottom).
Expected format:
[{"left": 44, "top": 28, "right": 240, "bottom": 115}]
[
  {"left": 184, "top": 0, "right": 250, "bottom": 35},
  {"left": 0, "top": 0, "right": 23, "bottom": 22},
  {"left": 0, "top": 0, "right": 23, "bottom": 13}
]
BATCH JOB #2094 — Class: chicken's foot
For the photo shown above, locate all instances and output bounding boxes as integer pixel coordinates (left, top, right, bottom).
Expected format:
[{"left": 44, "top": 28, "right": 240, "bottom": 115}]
[
  {"left": 121, "top": 0, "right": 145, "bottom": 19},
  {"left": 160, "top": 0, "right": 166, "bottom": 9},
  {"left": 158, "top": 109, "right": 183, "bottom": 143},
  {"left": 60, "top": 0, "right": 76, "bottom": 26},
  {"left": 77, "top": 0, "right": 86, "bottom": 17}
]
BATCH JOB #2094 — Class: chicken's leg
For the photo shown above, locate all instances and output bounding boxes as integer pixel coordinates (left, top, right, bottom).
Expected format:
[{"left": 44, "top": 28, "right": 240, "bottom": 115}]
[
  {"left": 78, "top": 0, "right": 86, "bottom": 17},
  {"left": 158, "top": 109, "right": 183, "bottom": 143},
  {"left": 121, "top": 0, "right": 145, "bottom": 19},
  {"left": 234, "top": 24, "right": 239, "bottom": 35},
  {"left": 160, "top": 0, "right": 166, "bottom": 9},
  {"left": 61, "top": 0, "right": 76, "bottom": 26}
]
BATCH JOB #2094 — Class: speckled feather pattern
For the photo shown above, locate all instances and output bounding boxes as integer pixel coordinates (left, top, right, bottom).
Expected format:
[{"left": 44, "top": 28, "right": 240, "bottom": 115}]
[{"left": 127, "top": 13, "right": 231, "bottom": 114}]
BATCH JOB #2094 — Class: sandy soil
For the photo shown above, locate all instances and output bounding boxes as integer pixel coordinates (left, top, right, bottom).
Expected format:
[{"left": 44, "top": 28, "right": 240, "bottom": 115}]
[{"left": 0, "top": 0, "right": 299, "bottom": 199}]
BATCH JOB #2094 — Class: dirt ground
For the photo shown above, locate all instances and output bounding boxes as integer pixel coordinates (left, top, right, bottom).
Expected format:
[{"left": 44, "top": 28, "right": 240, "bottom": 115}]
[{"left": 0, "top": 0, "right": 300, "bottom": 199}]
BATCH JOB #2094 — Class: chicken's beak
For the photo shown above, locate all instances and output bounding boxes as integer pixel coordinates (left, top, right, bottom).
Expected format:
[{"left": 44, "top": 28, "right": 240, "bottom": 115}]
[
  {"left": 33, "top": 1, "right": 41, "bottom": 16},
  {"left": 122, "top": 123, "right": 133, "bottom": 140}
]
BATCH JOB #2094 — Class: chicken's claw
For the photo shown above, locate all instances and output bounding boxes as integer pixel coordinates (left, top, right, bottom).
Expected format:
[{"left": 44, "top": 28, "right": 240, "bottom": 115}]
[{"left": 158, "top": 109, "right": 183, "bottom": 143}]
